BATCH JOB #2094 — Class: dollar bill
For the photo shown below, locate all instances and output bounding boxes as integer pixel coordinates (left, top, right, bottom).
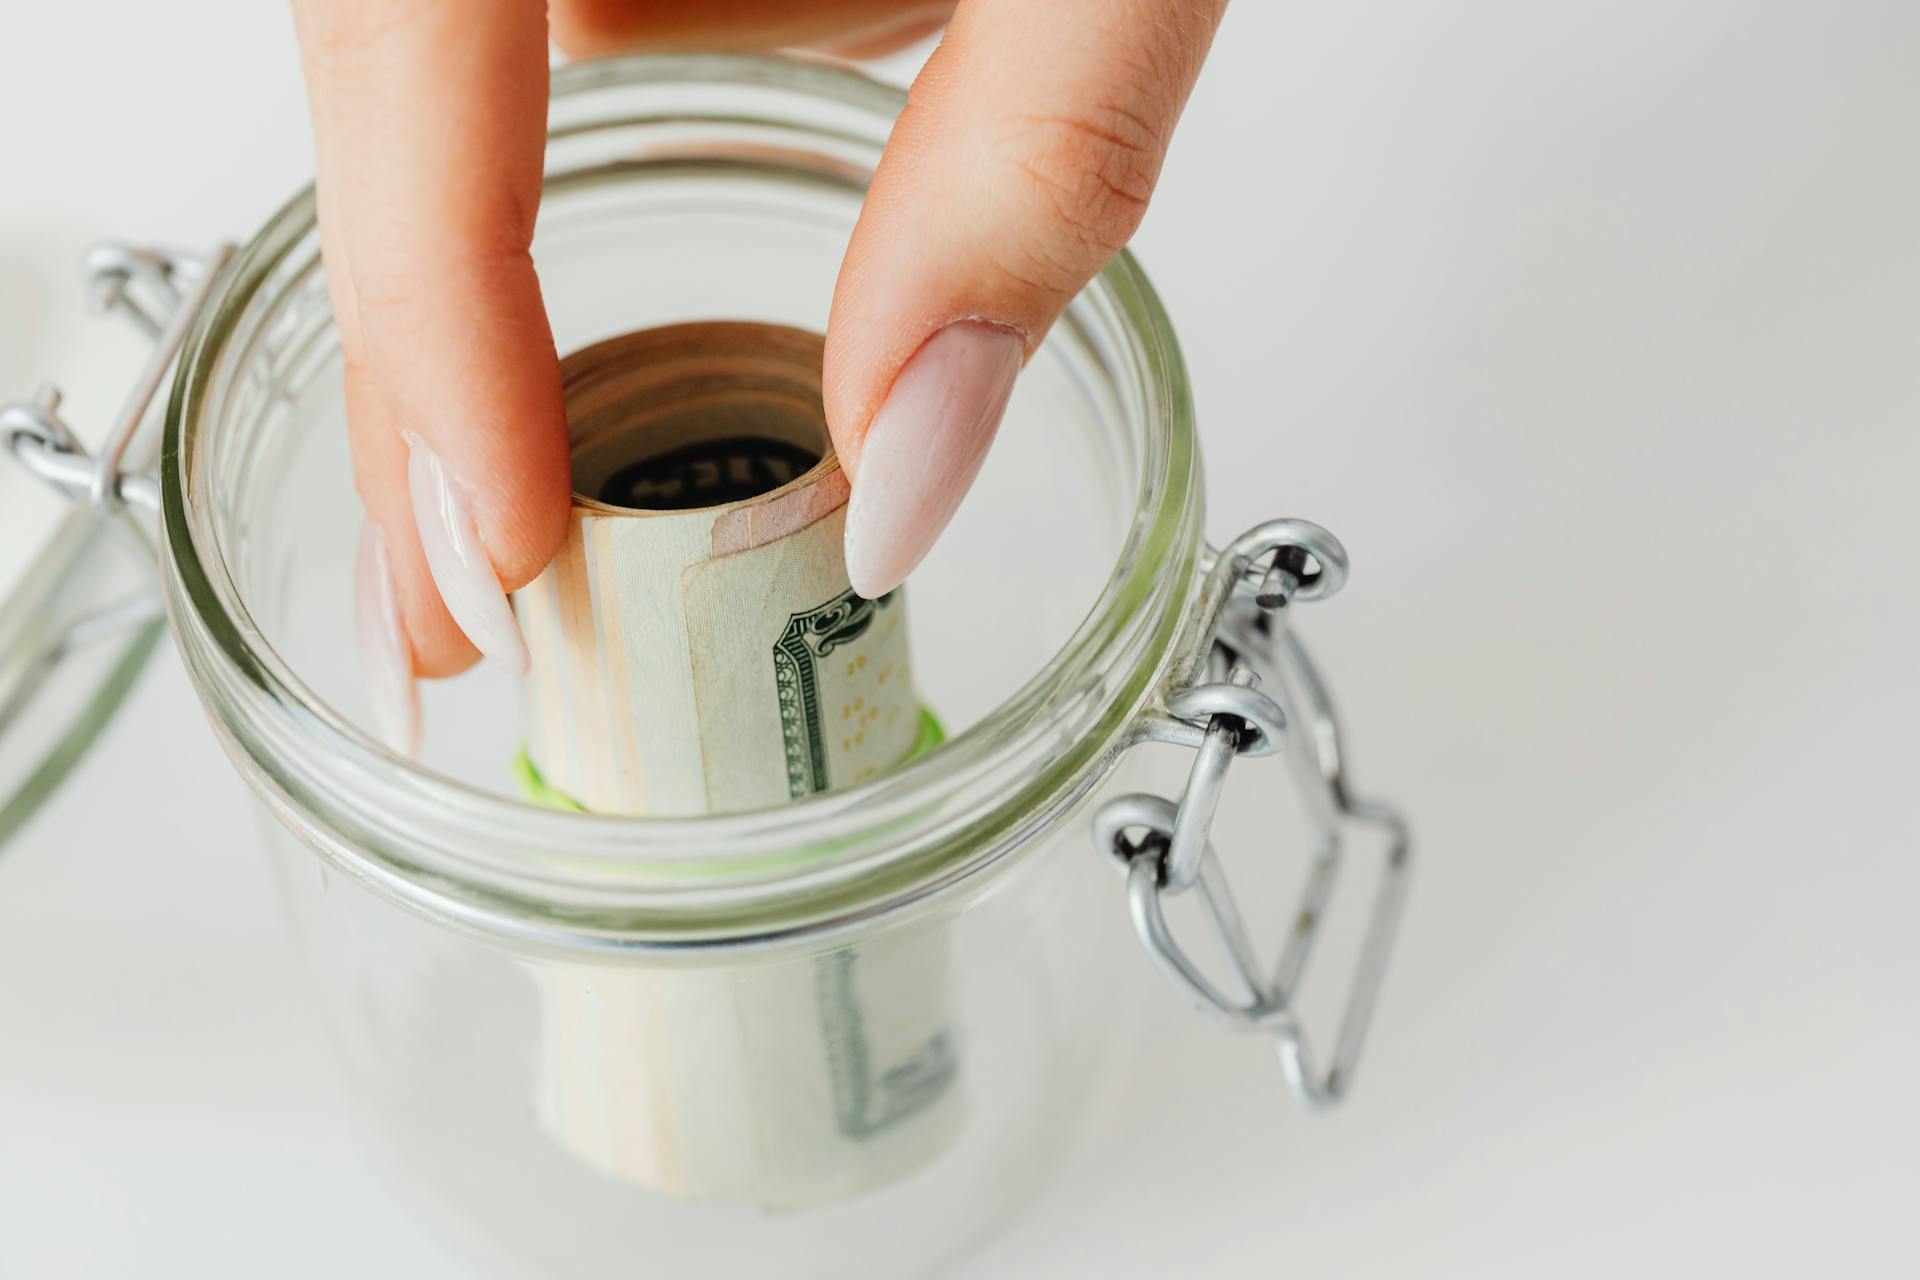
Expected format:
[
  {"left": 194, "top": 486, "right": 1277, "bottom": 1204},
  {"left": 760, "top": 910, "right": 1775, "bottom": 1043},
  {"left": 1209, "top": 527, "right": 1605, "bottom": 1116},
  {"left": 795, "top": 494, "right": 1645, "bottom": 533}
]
[
  {"left": 529, "top": 928, "right": 961, "bottom": 1209},
  {"left": 513, "top": 324, "right": 961, "bottom": 1207},
  {"left": 518, "top": 323, "right": 922, "bottom": 814}
]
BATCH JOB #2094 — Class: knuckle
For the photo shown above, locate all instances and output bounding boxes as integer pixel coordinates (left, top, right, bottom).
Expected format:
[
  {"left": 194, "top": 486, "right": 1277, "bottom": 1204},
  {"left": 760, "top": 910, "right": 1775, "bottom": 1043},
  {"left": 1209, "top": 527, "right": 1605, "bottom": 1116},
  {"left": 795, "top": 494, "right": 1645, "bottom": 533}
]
[
  {"left": 352, "top": 235, "right": 533, "bottom": 322},
  {"left": 344, "top": 268, "right": 426, "bottom": 329},
  {"left": 999, "top": 101, "right": 1167, "bottom": 267}
]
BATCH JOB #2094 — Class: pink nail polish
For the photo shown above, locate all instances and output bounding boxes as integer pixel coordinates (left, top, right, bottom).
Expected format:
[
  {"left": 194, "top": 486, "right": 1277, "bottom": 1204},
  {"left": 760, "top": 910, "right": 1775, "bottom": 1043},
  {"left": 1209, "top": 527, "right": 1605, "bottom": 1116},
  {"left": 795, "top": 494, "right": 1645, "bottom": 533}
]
[
  {"left": 355, "top": 522, "right": 421, "bottom": 757},
  {"left": 404, "top": 433, "right": 531, "bottom": 676},
  {"left": 843, "top": 321, "right": 1025, "bottom": 598}
]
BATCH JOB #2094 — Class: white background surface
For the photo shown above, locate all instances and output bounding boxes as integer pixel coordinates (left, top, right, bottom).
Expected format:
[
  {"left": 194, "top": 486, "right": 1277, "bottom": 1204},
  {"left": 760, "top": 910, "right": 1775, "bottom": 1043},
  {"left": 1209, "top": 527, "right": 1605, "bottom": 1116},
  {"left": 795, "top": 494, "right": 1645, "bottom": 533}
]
[{"left": 5, "top": 2, "right": 1920, "bottom": 1276}]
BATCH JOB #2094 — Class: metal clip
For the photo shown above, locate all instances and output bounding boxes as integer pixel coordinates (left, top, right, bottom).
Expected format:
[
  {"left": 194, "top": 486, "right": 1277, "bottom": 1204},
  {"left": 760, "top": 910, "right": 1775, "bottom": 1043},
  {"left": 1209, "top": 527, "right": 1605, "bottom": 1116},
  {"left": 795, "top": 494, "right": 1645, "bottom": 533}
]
[
  {"left": 1092, "top": 519, "right": 1412, "bottom": 1111},
  {"left": 3, "top": 243, "right": 235, "bottom": 518}
]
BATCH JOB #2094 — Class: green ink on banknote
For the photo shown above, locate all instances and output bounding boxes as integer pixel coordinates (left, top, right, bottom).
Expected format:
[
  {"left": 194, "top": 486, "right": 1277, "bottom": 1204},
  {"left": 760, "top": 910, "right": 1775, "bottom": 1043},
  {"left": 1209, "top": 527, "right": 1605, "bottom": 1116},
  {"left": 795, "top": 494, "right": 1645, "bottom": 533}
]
[
  {"left": 773, "top": 588, "right": 899, "bottom": 800},
  {"left": 814, "top": 950, "right": 958, "bottom": 1141}
]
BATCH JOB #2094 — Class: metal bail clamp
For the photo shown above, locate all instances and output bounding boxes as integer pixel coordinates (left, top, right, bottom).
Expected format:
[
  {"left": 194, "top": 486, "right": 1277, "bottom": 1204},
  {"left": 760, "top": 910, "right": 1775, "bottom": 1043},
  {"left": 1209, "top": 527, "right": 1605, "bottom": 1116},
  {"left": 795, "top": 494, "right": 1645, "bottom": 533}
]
[
  {"left": 2, "top": 242, "right": 236, "bottom": 519},
  {"left": 1092, "top": 519, "right": 1412, "bottom": 1111},
  {"left": 1, "top": 243, "right": 236, "bottom": 756}
]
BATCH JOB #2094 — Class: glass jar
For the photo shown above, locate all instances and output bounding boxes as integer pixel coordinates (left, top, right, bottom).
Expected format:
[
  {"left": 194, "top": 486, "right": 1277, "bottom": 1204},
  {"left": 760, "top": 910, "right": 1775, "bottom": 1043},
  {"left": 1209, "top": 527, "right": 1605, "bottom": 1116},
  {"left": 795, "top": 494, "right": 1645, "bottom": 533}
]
[{"left": 1, "top": 53, "right": 1408, "bottom": 1280}]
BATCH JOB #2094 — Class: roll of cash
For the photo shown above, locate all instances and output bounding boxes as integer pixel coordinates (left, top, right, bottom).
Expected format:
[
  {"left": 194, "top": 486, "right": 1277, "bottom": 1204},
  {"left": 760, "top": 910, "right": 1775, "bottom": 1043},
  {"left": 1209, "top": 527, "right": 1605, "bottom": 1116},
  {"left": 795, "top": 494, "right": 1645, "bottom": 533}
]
[
  {"left": 518, "top": 322, "right": 922, "bottom": 815},
  {"left": 514, "top": 323, "right": 961, "bottom": 1207}
]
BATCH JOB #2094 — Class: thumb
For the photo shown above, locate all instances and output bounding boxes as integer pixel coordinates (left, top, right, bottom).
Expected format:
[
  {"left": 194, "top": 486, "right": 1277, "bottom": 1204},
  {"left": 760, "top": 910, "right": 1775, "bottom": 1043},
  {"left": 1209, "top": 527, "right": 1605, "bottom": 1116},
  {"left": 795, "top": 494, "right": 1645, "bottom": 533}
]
[{"left": 825, "top": 0, "right": 1227, "bottom": 598}]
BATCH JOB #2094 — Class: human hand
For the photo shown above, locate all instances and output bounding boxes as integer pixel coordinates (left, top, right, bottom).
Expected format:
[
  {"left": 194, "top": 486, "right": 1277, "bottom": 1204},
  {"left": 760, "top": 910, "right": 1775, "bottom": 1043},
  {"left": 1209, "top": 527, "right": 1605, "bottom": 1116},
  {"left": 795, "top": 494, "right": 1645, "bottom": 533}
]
[{"left": 290, "top": 0, "right": 1228, "bottom": 754}]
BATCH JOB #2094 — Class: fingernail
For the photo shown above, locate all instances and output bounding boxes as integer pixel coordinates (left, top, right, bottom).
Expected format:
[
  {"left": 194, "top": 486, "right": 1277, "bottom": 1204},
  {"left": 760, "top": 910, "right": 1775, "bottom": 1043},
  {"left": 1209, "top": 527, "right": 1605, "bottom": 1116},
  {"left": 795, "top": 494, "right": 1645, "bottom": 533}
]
[
  {"left": 404, "top": 432, "right": 531, "bottom": 676},
  {"left": 843, "top": 321, "right": 1024, "bottom": 598},
  {"left": 355, "top": 522, "right": 421, "bottom": 757}
]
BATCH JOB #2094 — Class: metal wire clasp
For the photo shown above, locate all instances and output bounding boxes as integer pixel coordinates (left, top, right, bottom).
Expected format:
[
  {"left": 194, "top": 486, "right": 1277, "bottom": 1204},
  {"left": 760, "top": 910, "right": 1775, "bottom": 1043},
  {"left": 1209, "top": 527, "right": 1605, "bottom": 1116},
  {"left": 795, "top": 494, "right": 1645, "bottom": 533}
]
[
  {"left": 1093, "top": 519, "right": 1412, "bottom": 1111},
  {"left": 2, "top": 243, "right": 234, "bottom": 517}
]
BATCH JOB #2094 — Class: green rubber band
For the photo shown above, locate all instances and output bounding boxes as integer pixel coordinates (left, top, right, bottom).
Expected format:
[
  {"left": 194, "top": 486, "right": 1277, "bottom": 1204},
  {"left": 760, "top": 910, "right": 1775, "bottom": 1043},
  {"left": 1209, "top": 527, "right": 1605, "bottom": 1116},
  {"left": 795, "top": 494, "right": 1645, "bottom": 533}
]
[
  {"left": 907, "top": 703, "right": 946, "bottom": 762},
  {"left": 512, "top": 748, "right": 588, "bottom": 812}
]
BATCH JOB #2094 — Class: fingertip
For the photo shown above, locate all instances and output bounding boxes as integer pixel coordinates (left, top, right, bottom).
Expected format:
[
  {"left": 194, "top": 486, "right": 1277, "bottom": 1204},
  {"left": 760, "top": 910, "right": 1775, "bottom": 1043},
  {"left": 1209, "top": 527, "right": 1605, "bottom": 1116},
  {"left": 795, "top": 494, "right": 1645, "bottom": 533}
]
[
  {"left": 387, "top": 513, "right": 485, "bottom": 681},
  {"left": 357, "top": 249, "right": 572, "bottom": 594},
  {"left": 840, "top": 321, "right": 1022, "bottom": 597},
  {"left": 476, "top": 424, "right": 573, "bottom": 593},
  {"left": 342, "top": 359, "right": 483, "bottom": 680},
  {"left": 405, "top": 432, "right": 534, "bottom": 677}
]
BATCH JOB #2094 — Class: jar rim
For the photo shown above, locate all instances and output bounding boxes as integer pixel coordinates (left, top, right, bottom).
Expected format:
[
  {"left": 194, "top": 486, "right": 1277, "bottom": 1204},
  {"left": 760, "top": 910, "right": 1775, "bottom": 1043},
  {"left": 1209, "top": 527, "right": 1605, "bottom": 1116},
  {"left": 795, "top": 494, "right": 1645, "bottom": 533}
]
[{"left": 160, "top": 53, "right": 1204, "bottom": 947}]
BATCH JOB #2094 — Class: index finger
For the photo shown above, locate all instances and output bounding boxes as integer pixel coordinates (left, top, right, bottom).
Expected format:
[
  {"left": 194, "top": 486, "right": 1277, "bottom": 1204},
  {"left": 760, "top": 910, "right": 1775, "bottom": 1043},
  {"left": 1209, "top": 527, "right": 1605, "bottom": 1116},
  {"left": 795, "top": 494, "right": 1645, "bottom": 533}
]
[{"left": 293, "top": 0, "right": 568, "bottom": 697}]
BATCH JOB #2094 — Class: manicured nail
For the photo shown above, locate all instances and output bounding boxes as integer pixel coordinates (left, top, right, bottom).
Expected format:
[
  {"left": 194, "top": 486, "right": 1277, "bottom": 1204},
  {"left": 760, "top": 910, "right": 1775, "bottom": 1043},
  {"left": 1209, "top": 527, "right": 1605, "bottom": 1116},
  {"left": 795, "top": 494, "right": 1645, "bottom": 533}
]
[
  {"left": 404, "top": 432, "right": 531, "bottom": 676},
  {"left": 843, "top": 321, "right": 1024, "bottom": 598},
  {"left": 355, "top": 522, "right": 421, "bottom": 757}
]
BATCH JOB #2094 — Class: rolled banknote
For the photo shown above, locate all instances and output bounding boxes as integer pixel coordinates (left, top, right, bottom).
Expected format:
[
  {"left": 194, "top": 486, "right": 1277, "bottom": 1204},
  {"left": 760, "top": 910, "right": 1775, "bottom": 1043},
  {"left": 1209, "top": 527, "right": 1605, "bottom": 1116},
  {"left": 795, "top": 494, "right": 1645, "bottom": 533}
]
[
  {"left": 514, "top": 323, "right": 961, "bottom": 1208},
  {"left": 518, "top": 322, "right": 921, "bottom": 815}
]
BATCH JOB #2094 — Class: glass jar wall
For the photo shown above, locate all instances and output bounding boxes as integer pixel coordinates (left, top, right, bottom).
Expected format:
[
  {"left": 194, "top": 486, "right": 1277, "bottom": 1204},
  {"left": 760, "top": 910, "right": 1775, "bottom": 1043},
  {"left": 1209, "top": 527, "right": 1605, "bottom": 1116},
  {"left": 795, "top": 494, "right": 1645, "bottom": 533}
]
[
  {"left": 266, "top": 789, "right": 1139, "bottom": 1277},
  {"left": 159, "top": 54, "right": 1203, "bottom": 1277}
]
